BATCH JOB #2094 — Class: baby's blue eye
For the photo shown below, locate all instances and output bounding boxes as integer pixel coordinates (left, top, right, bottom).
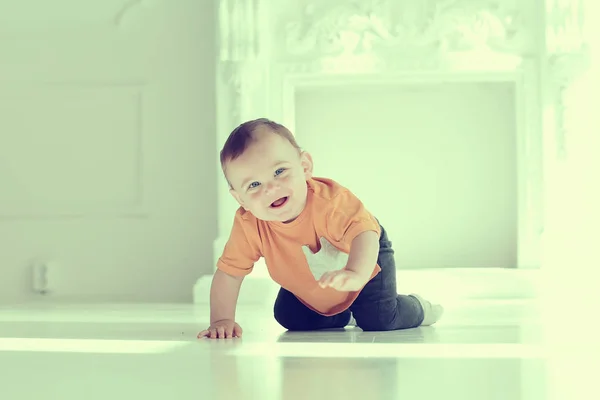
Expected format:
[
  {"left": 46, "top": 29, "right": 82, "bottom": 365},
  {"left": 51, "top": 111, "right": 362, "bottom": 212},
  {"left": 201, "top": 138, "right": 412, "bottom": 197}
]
[{"left": 248, "top": 168, "right": 286, "bottom": 190}]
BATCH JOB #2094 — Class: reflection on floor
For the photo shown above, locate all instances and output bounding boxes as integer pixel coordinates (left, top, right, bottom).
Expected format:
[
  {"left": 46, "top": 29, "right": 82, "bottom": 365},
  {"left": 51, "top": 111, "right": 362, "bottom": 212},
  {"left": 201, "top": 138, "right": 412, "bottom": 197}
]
[{"left": 0, "top": 300, "right": 549, "bottom": 399}]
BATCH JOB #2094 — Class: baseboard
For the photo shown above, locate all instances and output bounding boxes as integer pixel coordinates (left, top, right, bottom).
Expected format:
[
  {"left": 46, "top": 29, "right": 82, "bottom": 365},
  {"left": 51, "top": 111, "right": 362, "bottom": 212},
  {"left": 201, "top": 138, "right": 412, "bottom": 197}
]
[{"left": 193, "top": 268, "right": 541, "bottom": 306}]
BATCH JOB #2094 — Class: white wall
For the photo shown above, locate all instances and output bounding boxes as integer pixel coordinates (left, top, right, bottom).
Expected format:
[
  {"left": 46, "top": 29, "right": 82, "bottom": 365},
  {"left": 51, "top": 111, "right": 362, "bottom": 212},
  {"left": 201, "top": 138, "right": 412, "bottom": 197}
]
[
  {"left": 295, "top": 82, "right": 517, "bottom": 269},
  {"left": 0, "top": 0, "right": 217, "bottom": 304}
]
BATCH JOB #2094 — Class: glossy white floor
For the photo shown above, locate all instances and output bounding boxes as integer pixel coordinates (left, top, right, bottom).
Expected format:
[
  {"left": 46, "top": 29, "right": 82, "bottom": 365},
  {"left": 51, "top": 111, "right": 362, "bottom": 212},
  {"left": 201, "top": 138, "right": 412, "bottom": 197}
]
[{"left": 0, "top": 298, "right": 554, "bottom": 400}]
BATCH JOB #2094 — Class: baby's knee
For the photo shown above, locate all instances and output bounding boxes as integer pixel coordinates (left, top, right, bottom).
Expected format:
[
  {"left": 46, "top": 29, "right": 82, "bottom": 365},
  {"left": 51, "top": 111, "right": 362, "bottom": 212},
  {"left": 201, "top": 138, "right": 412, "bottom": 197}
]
[{"left": 273, "top": 309, "right": 302, "bottom": 331}]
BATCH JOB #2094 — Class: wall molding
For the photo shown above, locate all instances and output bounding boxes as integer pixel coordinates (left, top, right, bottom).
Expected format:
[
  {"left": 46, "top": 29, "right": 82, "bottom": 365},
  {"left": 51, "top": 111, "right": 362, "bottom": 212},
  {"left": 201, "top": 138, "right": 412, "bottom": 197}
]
[
  {"left": 544, "top": 0, "right": 590, "bottom": 160},
  {"left": 280, "top": 1, "right": 536, "bottom": 62},
  {"left": 0, "top": 82, "right": 148, "bottom": 220}
]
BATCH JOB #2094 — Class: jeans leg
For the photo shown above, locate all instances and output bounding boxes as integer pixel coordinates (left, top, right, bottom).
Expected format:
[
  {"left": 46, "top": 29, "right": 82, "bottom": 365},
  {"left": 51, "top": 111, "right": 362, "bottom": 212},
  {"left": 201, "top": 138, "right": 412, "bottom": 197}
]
[
  {"left": 274, "top": 287, "right": 351, "bottom": 331},
  {"left": 350, "top": 221, "right": 424, "bottom": 331}
]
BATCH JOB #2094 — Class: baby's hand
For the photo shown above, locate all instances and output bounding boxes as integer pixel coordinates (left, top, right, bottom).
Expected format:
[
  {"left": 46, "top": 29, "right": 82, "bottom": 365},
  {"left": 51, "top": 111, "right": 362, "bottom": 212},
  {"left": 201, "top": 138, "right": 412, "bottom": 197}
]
[
  {"left": 318, "top": 269, "right": 368, "bottom": 292},
  {"left": 197, "top": 319, "right": 243, "bottom": 339}
]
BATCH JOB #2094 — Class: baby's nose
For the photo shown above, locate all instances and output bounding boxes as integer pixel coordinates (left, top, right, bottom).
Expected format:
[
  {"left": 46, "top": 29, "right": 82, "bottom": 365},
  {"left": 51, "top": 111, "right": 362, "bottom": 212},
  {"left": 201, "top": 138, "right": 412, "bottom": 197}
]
[{"left": 265, "top": 181, "right": 279, "bottom": 192}]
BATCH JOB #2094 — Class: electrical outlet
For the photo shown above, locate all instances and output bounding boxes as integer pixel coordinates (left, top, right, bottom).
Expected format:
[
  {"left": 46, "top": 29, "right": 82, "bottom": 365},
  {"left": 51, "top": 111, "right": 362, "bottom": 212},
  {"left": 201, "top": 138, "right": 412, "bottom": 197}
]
[{"left": 32, "top": 262, "right": 50, "bottom": 294}]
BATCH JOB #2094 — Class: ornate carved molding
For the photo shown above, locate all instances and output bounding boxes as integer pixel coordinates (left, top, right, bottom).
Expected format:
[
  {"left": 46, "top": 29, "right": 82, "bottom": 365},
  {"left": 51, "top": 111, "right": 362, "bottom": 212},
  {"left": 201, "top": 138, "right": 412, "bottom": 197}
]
[
  {"left": 218, "top": 0, "right": 261, "bottom": 62},
  {"left": 545, "top": 0, "right": 585, "bottom": 55},
  {"left": 282, "top": 0, "right": 535, "bottom": 65},
  {"left": 547, "top": 49, "right": 590, "bottom": 158},
  {"left": 221, "top": 59, "right": 267, "bottom": 124},
  {"left": 545, "top": 0, "right": 590, "bottom": 158},
  {"left": 217, "top": 0, "right": 266, "bottom": 125}
]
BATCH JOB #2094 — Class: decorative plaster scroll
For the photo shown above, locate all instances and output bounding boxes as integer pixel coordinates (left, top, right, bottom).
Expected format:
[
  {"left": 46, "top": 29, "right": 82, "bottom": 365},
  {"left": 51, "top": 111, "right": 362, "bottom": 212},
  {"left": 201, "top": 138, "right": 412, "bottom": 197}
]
[
  {"left": 545, "top": 0, "right": 585, "bottom": 55},
  {"left": 547, "top": 50, "right": 590, "bottom": 158},
  {"left": 218, "top": 0, "right": 261, "bottom": 62},
  {"left": 221, "top": 59, "right": 266, "bottom": 124},
  {"left": 221, "top": 62, "right": 242, "bottom": 123},
  {"left": 218, "top": 0, "right": 266, "bottom": 126},
  {"left": 283, "top": 0, "right": 534, "bottom": 61},
  {"left": 545, "top": 0, "right": 589, "bottom": 158}
]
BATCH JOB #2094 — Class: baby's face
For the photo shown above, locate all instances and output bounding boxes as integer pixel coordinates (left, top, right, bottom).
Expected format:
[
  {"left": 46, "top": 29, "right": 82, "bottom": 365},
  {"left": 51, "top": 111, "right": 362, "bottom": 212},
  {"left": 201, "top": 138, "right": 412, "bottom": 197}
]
[{"left": 225, "top": 131, "right": 313, "bottom": 223}]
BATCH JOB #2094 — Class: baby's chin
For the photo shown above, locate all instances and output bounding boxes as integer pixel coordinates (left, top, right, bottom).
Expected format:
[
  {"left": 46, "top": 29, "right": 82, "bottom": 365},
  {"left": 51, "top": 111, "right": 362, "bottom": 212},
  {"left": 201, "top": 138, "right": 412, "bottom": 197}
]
[{"left": 267, "top": 207, "right": 301, "bottom": 224}]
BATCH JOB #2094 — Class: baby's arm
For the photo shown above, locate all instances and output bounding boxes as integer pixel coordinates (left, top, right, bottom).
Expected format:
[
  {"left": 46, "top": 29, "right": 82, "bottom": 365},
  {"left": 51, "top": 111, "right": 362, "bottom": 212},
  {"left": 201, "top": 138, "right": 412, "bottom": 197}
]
[
  {"left": 319, "top": 187, "right": 382, "bottom": 291},
  {"left": 345, "top": 230, "right": 380, "bottom": 280},
  {"left": 200, "top": 211, "right": 259, "bottom": 338},
  {"left": 210, "top": 269, "right": 244, "bottom": 323},
  {"left": 318, "top": 231, "right": 379, "bottom": 291},
  {"left": 197, "top": 269, "right": 245, "bottom": 339}
]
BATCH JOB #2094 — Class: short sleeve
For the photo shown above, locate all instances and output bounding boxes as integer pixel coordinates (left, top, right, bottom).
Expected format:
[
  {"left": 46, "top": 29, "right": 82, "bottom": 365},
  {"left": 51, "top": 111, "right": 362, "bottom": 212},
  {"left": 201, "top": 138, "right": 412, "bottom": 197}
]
[
  {"left": 325, "top": 189, "right": 381, "bottom": 246},
  {"left": 216, "top": 210, "right": 262, "bottom": 277}
]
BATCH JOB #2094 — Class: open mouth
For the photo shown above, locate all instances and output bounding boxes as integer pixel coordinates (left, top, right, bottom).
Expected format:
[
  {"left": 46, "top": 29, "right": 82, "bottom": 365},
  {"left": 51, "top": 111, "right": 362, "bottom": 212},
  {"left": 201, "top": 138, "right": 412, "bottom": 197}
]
[{"left": 270, "top": 196, "right": 289, "bottom": 208}]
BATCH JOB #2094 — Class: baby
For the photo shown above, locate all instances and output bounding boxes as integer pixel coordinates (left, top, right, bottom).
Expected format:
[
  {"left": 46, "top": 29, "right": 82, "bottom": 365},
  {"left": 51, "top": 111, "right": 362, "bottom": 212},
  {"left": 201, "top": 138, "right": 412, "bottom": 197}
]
[{"left": 198, "top": 118, "right": 443, "bottom": 339}]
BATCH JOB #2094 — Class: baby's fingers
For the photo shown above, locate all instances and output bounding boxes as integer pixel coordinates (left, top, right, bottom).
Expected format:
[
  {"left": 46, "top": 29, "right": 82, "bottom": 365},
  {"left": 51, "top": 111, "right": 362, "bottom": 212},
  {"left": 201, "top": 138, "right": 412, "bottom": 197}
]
[
  {"left": 318, "top": 272, "right": 334, "bottom": 288},
  {"left": 329, "top": 273, "right": 347, "bottom": 288},
  {"left": 197, "top": 328, "right": 218, "bottom": 339},
  {"left": 216, "top": 326, "right": 225, "bottom": 338},
  {"left": 233, "top": 325, "right": 243, "bottom": 338},
  {"left": 197, "top": 323, "right": 241, "bottom": 340},
  {"left": 197, "top": 329, "right": 209, "bottom": 339}
]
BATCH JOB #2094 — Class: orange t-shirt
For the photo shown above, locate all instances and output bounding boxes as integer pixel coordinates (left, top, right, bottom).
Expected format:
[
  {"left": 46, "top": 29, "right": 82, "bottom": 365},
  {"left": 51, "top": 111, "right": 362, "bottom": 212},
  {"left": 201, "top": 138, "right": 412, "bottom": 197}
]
[{"left": 217, "top": 177, "right": 382, "bottom": 316}]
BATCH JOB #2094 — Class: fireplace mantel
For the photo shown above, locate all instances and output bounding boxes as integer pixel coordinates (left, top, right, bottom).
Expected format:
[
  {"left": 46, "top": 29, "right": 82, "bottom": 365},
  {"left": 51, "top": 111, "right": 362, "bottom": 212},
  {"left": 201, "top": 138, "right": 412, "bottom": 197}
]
[{"left": 194, "top": 0, "right": 591, "bottom": 305}]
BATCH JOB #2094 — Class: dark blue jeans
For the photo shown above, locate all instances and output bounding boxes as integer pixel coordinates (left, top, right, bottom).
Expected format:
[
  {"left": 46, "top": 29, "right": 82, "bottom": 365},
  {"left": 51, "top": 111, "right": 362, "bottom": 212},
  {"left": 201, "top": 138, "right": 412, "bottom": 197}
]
[{"left": 273, "top": 220, "right": 424, "bottom": 331}]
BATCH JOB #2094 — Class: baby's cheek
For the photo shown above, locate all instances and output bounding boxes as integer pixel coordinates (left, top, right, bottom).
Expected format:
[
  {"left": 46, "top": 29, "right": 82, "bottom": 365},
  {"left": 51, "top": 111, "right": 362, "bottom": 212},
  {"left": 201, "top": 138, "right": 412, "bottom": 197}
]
[{"left": 249, "top": 191, "right": 265, "bottom": 204}]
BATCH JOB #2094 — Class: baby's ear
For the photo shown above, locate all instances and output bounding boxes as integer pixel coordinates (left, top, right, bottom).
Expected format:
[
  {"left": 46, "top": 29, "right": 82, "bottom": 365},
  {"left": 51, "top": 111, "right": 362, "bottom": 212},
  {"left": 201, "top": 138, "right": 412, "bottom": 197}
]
[{"left": 300, "top": 151, "right": 314, "bottom": 178}]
